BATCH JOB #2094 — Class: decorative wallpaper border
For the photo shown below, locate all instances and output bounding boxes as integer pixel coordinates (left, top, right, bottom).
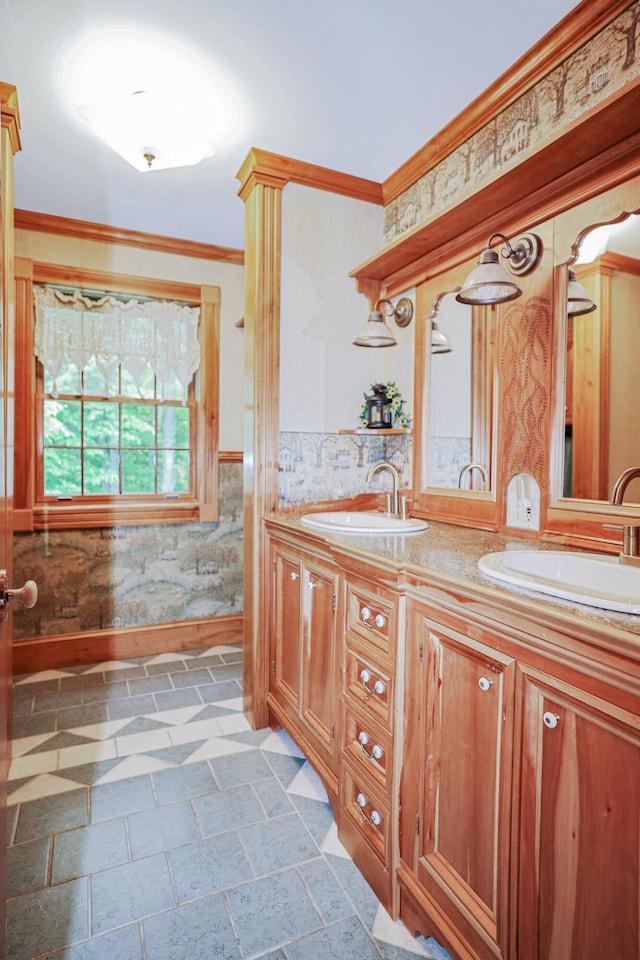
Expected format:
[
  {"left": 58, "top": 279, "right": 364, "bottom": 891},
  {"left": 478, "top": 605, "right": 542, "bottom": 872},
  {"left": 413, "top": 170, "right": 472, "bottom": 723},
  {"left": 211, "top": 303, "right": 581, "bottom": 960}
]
[
  {"left": 279, "top": 431, "right": 412, "bottom": 506},
  {"left": 384, "top": 3, "right": 640, "bottom": 244}
]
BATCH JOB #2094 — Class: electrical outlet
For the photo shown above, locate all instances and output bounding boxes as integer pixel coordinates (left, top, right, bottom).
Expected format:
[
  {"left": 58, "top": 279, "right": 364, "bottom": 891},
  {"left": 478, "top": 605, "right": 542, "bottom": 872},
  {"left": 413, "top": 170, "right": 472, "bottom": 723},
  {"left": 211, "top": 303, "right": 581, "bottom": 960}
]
[{"left": 506, "top": 472, "right": 540, "bottom": 530}]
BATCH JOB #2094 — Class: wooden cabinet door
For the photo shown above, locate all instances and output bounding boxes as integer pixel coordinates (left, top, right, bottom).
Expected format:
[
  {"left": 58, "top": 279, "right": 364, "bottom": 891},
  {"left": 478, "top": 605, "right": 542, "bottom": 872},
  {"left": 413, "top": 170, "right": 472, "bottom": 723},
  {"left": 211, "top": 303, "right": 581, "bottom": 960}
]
[
  {"left": 300, "top": 560, "right": 339, "bottom": 761},
  {"left": 401, "top": 610, "right": 516, "bottom": 960},
  {"left": 518, "top": 671, "right": 640, "bottom": 960},
  {"left": 270, "top": 547, "right": 302, "bottom": 714}
]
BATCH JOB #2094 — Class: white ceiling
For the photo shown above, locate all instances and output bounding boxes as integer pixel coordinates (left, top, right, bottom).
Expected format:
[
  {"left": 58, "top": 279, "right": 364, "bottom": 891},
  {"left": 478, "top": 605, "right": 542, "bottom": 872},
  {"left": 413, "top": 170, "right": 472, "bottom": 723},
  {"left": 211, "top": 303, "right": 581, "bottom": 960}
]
[{"left": 1, "top": 0, "right": 580, "bottom": 250}]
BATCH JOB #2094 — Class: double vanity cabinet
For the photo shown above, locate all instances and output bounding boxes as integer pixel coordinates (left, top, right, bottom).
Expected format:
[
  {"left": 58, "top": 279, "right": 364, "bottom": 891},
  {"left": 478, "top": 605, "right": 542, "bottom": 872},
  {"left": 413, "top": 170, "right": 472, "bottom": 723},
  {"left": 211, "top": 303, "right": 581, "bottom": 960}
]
[{"left": 265, "top": 514, "right": 640, "bottom": 960}]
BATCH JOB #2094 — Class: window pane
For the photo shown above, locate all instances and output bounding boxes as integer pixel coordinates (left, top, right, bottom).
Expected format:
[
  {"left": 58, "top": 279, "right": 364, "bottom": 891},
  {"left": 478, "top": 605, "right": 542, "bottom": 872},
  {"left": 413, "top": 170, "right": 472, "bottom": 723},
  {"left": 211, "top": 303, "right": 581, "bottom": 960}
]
[
  {"left": 120, "top": 364, "right": 155, "bottom": 399},
  {"left": 122, "top": 449, "right": 155, "bottom": 493},
  {"left": 158, "top": 406, "right": 190, "bottom": 448},
  {"left": 84, "top": 402, "right": 119, "bottom": 447},
  {"left": 43, "top": 399, "right": 81, "bottom": 446},
  {"left": 158, "top": 449, "right": 190, "bottom": 494},
  {"left": 44, "top": 359, "right": 80, "bottom": 395},
  {"left": 121, "top": 404, "right": 155, "bottom": 447},
  {"left": 44, "top": 447, "right": 81, "bottom": 495},
  {"left": 84, "top": 448, "right": 120, "bottom": 495}
]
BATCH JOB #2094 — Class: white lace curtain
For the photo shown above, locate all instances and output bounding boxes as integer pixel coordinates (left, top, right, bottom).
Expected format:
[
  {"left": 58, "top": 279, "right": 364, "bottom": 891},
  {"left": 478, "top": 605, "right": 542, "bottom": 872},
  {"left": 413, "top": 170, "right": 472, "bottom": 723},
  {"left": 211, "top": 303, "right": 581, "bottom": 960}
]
[{"left": 33, "top": 285, "right": 201, "bottom": 398}]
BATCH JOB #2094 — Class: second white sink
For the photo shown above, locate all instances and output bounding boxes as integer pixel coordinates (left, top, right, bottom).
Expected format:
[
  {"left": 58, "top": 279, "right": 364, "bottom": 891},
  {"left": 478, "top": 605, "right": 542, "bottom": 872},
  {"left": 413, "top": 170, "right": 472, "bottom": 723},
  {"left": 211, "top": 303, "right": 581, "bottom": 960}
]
[
  {"left": 300, "top": 510, "right": 428, "bottom": 535},
  {"left": 479, "top": 549, "right": 640, "bottom": 614}
]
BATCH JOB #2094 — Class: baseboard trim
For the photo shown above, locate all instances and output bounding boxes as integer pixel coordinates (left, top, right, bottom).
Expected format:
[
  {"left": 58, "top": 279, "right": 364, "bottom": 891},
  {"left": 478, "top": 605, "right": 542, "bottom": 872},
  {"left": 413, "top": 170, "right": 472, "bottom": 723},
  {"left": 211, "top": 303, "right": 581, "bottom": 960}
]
[{"left": 13, "top": 614, "right": 243, "bottom": 674}]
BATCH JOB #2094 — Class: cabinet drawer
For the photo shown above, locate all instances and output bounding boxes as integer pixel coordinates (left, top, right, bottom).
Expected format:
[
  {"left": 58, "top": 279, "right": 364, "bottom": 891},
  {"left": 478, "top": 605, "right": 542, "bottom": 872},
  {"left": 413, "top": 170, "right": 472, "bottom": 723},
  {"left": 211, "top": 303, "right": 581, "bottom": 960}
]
[
  {"left": 340, "top": 756, "right": 391, "bottom": 868},
  {"left": 345, "top": 648, "right": 393, "bottom": 727},
  {"left": 343, "top": 705, "right": 393, "bottom": 793},
  {"left": 347, "top": 585, "right": 396, "bottom": 656}
]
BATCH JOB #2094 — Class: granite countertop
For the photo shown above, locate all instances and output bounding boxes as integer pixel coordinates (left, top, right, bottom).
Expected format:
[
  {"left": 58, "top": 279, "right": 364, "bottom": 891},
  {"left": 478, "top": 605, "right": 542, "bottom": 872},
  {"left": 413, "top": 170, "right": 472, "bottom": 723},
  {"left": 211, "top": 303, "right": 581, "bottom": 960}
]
[{"left": 266, "top": 512, "right": 640, "bottom": 651}]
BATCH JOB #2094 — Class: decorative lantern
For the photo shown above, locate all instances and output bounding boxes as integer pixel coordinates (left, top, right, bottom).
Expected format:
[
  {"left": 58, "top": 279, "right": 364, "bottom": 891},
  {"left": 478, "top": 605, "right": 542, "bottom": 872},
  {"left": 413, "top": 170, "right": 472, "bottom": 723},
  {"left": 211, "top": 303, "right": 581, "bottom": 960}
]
[{"left": 365, "top": 384, "right": 392, "bottom": 429}]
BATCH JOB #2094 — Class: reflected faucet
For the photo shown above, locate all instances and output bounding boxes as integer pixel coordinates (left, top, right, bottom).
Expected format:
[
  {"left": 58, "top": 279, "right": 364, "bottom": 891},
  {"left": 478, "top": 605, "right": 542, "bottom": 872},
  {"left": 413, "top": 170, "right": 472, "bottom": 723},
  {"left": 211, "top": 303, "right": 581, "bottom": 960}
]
[
  {"left": 458, "top": 462, "right": 489, "bottom": 490},
  {"left": 609, "top": 467, "right": 640, "bottom": 566},
  {"left": 366, "top": 461, "right": 401, "bottom": 517}
]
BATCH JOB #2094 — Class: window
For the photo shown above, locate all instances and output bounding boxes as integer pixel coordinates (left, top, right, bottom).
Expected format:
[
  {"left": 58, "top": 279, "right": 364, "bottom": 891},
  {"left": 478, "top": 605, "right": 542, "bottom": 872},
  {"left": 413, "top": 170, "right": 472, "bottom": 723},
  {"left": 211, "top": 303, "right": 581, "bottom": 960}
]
[{"left": 15, "top": 264, "right": 220, "bottom": 530}]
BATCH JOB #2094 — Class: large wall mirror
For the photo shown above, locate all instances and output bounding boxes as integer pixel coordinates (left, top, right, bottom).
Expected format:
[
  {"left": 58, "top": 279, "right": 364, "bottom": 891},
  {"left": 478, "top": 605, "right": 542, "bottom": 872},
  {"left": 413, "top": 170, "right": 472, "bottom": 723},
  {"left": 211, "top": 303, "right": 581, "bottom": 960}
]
[
  {"left": 561, "top": 209, "right": 640, "bottom": 507},
  {"left": 426, "top": 292, "right": 496, "bottom": 492}
]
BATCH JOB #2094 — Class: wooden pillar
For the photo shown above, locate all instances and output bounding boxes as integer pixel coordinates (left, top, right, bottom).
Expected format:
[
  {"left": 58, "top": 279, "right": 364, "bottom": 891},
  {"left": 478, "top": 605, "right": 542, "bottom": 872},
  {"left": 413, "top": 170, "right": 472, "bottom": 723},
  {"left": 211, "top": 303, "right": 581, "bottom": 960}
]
[{"left": 237, "top": 154, "right": 285, "bottom": 729}]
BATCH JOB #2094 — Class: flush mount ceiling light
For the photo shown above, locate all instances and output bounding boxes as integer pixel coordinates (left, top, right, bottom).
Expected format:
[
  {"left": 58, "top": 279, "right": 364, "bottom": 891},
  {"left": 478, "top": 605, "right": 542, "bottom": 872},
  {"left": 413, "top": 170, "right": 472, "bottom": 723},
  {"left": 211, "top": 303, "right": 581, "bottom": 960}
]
[
  {"left": 77, "top": 89, "right": 218, "bottom": 172},
  {"left": 57, "top": 25, "right": 250, "bottom": 173},
  {"left": 456, "top": 232, "right": 542, "bottom": 305},
  {"left": 353, "top": 298, "right": 413, "bottom": 348},
  {"left": 567, "top": 268, "right": 597, "bottom": 315}
]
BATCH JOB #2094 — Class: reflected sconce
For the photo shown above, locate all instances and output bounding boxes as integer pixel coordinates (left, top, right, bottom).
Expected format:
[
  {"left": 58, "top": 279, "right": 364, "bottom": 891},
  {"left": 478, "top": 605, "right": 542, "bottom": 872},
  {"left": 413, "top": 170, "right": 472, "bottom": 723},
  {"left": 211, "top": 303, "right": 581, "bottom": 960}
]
[
  {"left": 567, "top": 267, "right": 597, "bottom": 316},
  {"left": 353, "top": 297, "right": 413, "bottom": 348},
  {"left": 456, "top": 232, "right": 542, "bottom": 305},
  {"left": 427, "top": 292, "right": 453, "bottom": 354}
]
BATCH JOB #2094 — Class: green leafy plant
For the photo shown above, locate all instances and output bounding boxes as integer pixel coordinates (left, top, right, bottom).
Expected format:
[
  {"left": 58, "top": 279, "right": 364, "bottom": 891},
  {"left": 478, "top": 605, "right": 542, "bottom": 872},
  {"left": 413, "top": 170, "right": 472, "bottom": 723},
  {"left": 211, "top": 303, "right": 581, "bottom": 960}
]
[{"left": 359, "top": 381, "right": 411, "bottom": 429}]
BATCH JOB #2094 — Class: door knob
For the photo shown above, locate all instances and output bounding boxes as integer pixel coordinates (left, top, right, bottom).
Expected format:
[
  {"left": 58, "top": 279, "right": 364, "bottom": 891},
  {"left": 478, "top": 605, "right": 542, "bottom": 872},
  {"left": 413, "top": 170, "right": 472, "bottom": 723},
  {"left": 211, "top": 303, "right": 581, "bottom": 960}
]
[{"left": 0, "top": 569, "right": 38, "bottom": 621}]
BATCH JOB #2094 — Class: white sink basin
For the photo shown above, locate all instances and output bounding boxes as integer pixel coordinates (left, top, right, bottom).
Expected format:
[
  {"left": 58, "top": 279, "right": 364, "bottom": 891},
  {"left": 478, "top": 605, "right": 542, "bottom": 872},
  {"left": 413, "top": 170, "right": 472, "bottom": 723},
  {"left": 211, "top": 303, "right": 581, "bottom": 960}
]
[
  {"left": 479, "top": 549, "right": 640, "bottom": 614},
  {"left": 300, "top": 510, "right": 428, "bottom": 535}
]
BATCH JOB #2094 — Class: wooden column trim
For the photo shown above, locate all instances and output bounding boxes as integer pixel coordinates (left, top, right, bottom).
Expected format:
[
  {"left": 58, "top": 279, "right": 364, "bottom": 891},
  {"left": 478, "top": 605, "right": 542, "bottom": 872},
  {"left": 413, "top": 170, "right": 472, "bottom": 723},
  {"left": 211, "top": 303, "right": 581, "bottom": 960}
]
[
  {"left": 0, "top": 82, "right": 21, "bottom": 155},
  {"left": 197, "top": 285, "right": 220, "bottom": 523},
  {"left": 240, "top": 170, "right": 283, "bottom": 729},
  {"left": 13, "top": 259, "right": 34, "bottom": 519}
]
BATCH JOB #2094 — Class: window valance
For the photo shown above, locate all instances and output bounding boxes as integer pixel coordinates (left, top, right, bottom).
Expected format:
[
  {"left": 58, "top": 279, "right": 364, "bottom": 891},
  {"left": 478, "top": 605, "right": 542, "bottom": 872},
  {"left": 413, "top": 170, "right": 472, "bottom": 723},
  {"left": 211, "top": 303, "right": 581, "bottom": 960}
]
[{"left": 33, "top": 285, "right": 201, "bottom": 398}]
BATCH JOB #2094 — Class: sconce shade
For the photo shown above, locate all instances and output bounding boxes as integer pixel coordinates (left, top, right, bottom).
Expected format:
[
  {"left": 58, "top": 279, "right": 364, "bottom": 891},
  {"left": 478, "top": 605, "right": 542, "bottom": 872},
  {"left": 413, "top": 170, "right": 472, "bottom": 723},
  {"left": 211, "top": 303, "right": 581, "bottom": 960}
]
[
  {"left": 431, "top": 320, "right": 452, "bottom": 354},
  {"left": 353, "top": 310, "right": 397, "bottom": 347},
  {"left": 456, "top": 248, "right": 522, "bottom": 305},
  {"left": 567, "top": 268, "right": 597, "bottom": 315}
]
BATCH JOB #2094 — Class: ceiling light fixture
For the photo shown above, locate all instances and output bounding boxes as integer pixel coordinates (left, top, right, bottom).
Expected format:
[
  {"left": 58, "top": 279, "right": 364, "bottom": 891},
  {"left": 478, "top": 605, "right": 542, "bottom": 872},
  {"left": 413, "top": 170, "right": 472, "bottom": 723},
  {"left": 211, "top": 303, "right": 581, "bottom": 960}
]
[
  {"left": 77, "top": 88, "right": 217, "bottom": 173},
  {"left": 456, "top": 232, "right": 542, "bottom": 305},
  {"left": 353, "top": 298, "right": 413, "bottom": 348}
]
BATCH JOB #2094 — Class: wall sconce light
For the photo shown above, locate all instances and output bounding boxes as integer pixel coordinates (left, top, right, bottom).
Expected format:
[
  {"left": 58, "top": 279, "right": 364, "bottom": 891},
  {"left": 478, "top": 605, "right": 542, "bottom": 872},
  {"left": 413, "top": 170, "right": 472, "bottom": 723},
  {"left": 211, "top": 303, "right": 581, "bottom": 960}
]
[
  {"left": 456, "top": 232, "right": 542, "bottom": 305},
  {"left": 567, "top": 267, "right": 597, "bottom": 315},
  {"left": 426, "top": 292, "right": 454, "bottom": 354},
  {"left": 353, "top": 297, "right": 413, "bottom": 348}
]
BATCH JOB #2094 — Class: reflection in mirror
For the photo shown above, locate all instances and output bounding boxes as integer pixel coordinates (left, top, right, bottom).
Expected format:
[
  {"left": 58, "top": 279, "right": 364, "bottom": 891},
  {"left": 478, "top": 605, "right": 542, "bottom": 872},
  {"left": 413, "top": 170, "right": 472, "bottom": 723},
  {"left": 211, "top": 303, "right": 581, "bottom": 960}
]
[
  {"left": 427, "top": 292, "right": 495, "bottom": 490},
  {"left": 563, "top": 211, "right": 640, "bottom": 503}
]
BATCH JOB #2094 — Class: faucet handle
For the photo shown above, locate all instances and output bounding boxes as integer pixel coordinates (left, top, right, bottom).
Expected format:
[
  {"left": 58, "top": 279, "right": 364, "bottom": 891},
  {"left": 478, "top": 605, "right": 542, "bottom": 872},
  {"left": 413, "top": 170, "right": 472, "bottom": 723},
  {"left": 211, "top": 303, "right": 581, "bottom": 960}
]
[{"left": 400, "top": 495, "right": 412, "bottom": 520}]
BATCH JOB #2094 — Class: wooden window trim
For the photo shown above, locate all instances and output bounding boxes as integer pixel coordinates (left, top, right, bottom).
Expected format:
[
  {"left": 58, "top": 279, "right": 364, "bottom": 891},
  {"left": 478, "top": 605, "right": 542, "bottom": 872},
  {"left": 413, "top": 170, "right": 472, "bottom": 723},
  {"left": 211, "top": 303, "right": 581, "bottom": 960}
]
[{"left": 14, "top": 260, "right": 220, "bottom": 530}]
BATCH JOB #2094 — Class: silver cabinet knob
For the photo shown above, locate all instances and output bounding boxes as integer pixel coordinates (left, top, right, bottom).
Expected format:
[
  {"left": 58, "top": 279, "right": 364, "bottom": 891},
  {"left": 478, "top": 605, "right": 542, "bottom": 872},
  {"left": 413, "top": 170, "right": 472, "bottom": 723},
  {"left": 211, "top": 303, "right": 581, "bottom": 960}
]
[
  {"left": 371, "top": 743, "right": 383, "bottom": 760},
  {"left": 373, "top": 679, "right": 385, "bottom": 695},
  {"left": 290, "top": 571, "right": 299, "bottom": 580},
  {"left": 543, "top": 711, "right": 560, "bottom": 729},
  {"left": 374, "top": 613, "right": 385, "bottom": 628},
  {"left": 361, "top": 606, "right": 372, "bottom": 622},
  {"left": 357, "top": 792, "right": 367, "bottom": 808},
  {"left": 478, "top": 676, "right": 493, "bottom": 692}
]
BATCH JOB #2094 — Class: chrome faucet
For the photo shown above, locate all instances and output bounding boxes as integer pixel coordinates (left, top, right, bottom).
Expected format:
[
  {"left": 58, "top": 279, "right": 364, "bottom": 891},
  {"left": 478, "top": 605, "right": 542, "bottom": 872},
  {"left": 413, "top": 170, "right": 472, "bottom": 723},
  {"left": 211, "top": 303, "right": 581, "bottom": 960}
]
[
  {"left": 458, "top": 462, "right": 489, "bottom": 490},
  {"left": 366, "top": 461, "right": 401, "bottom": 517},
  {"left": 609, "top": 467, "right": 640, "bottom": 566}
]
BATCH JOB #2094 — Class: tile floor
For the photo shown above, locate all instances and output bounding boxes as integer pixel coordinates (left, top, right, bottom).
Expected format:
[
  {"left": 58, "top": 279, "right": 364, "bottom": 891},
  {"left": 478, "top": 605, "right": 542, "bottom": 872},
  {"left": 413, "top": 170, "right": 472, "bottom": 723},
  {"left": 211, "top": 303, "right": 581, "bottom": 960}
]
[{"left": 6, "top": 644, "right": 453, "bottom": 960}]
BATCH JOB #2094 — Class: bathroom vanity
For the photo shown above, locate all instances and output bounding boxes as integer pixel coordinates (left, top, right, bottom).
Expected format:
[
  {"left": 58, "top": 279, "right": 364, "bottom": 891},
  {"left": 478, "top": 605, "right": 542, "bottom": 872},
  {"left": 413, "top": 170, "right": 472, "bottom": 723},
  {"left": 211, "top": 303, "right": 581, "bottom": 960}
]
[{"left": 265, "top": 514, "right": 640, "bottom": 960}]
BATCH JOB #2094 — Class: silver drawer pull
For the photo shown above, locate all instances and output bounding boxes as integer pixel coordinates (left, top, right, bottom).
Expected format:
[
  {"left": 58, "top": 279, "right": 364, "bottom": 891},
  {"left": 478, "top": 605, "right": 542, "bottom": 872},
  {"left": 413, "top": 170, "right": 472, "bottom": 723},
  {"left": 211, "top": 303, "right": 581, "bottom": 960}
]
[
  {"left": 358, "top": 731, "right": 384, "bottom": 762},
  {"left": 290, "top": 571, "right": 299, "bottom": 580},
  {"left": 360, "top": 607, "right": 386, "bottom": 630},
  {"left": 543, "top": 711, "right": 560, "bottom": 729},
  {"left": 359, "top": 669, "right": 385, "bottom": 696},
  {"left": 478, "top": 676, "right": 493, "bottom": 692},
  {"left": 356, "top": 792, "right": 381, "bottom": 826}
]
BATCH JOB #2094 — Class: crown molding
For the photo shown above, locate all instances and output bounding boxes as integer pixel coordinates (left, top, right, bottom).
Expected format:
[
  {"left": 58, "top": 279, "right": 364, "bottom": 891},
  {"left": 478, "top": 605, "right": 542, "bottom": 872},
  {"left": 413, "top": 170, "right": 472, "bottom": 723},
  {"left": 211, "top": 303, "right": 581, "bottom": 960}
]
[
  {"left": 14, "top": 209, "right": 245, "bottom": 265},
  {"left": 236, "top": 147, "right": 383, "bottom": 205},
  {"left": 382, "top": 0, "right": 632, "bottom": 204}
]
